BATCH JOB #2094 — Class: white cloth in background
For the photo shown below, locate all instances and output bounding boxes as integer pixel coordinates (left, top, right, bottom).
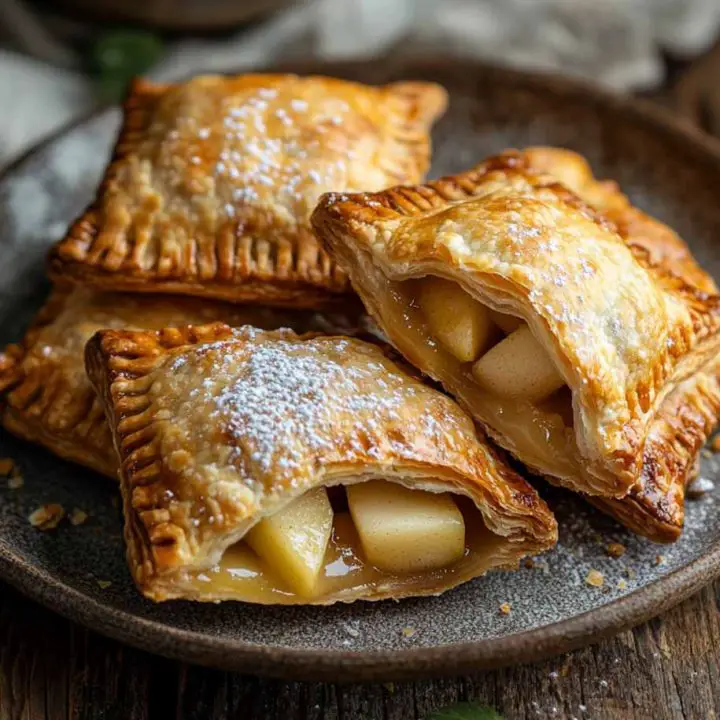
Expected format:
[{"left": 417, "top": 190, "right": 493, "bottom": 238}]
[
  {"left": 0, "top": 49, "right": 92, "bottom": 167},
  {"left": 1, "top": 0, "right": 720, "bottom": 168}
]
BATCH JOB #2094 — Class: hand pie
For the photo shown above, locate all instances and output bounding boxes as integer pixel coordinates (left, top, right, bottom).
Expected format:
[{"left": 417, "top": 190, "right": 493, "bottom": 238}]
[
  {"left": 311, "top": 152, "right": 720, "bottom": 526},
  {"left": 512, "top": 147, "right": 720, "bottom": 541},
  {"left": 0, "top": 287, "right": 356, "bottom": 478},
  {"left": 48, "top": 74, "right": 447, "bottom": 309},
  {"left": 85, "top": 324, "right": 557, "bottom": 604}
]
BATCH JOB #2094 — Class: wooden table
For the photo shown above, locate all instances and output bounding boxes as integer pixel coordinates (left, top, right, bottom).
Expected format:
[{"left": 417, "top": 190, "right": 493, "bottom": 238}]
[
  {"left": 3, "top": 44, "right": 720, "bottom": 720},
  {"left": 1, "top": 582, "right": 719, "bottom": 719}
]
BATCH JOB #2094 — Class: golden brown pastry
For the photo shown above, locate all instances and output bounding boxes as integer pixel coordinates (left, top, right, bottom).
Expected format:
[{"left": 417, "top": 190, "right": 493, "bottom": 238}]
[
  {"left": 48, "top": 74, "right": 447, "bottom": 308},
  {"left": 0, "top": 287, "right": 357, "bottom": 477},
  {"left": 311, "top": 151, "right": 720, "bottom": 541},
  {"left": 591, "top": 360, "right": 720, "bottom": 542},
  {"left": 517, "top": 147, "right": 718, "bottom": 294},
  {"left": 85, "top": 323, "right": 557, "bottom": 604},
  {"left": 513, "top": 147, "right": 720, "bottom": 541}
]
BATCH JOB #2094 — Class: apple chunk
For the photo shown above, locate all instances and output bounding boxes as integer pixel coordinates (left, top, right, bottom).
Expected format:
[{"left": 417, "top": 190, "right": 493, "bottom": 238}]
[
  {"left": 418, "top": 277, "right": 493, "bottom": 362},
  {"left": 488, "top": 309, "right": 523, "bottom": 335},
  {"left": 346, "top": 481, "right": 465, "bottom": 574},
  {"left": 245, "top": 487, "right": 333, "bottom": 597},
  {"left": 472, "top": 324, "right": 564, "bottom": 402}
]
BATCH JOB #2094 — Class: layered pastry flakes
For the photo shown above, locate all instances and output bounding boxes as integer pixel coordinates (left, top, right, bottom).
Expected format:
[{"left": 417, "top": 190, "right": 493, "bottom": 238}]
[{"left": 517, "top": 147, "right": 720, "bottom": 541}]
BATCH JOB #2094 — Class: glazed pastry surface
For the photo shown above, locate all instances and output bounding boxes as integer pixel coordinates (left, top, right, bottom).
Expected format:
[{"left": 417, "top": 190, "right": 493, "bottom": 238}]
[{"left": 517, "top": 147, "right": 720, "bottom": 541}]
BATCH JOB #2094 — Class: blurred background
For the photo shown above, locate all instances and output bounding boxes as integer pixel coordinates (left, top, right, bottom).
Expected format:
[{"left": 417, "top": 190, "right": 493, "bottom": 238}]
[{"left": 2, "top": 0, "right": 720, "bottom": 169}]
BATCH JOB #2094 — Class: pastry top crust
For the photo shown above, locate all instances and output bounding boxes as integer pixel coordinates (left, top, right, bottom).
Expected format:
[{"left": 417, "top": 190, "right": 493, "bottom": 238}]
[
  {"left": 85, "top": 323, "right": 556, "bottom": 592},
  {"left": 311, "top": 154, "right": 720, "bottom": 496},
  {"left": 48, "top": 74, "right": 447, "bottom": 308},
  {"left": 512, "top": 147, "right": 720, "bottom": 541},
  {"left": 0, "top": 287, "right": 359, "bottom": 477},
  {"left": 512, "top": 147, "right": 718, "bottom": 296}
]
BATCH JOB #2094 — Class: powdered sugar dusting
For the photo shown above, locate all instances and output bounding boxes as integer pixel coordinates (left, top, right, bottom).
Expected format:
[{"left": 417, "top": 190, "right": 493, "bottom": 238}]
[
  {"left": 2, "top": 71, "right": 720, "bottom": 658},
  {"left": 151, "top": 331, "right": 469, "bottom": 497},
  {"left": 143, "top": 78, "right": 368, "bottom": 229},
  {"left": 211, "top": 336, "right": 422, "bottom": 484}
]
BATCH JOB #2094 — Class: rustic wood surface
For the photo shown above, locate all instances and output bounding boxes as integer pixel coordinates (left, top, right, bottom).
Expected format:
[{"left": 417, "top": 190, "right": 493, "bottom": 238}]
[
  {"left": 1, "top": 581, "right": 719, "bottom": 719},
  {"left": 2, "top": 42, "right": 720, "bottom": 720}
]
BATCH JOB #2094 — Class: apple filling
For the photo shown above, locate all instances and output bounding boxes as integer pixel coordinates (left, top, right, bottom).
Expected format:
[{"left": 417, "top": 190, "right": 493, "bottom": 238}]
[
  {"left": 397, "top": 276, "right": 578, "bottom": 478},
  {"left": 418, "top": 277, "right": 565, "bottom": 403},
  {"left": 245, "top": 487, "right": 334, "bottom": 598},
  {"left": 472, "top": 325, "right": 565, "bottom": 402},
  {"left": 183, "top": 481, "right": 506, "bottom": 603},
  {"left": 347, "top": 481, "right": 465, "bottom": 573}
]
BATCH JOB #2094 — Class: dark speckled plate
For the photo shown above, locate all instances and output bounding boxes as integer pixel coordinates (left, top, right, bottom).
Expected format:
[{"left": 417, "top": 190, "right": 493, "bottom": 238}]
[{"left": 2, "top": 59, "right": 720, "bottom": 682}]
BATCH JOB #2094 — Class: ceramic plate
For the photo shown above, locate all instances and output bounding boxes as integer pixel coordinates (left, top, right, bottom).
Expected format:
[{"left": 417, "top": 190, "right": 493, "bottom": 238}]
[{"left": 1, "top": 59, "right": 720, "bottom": 682}]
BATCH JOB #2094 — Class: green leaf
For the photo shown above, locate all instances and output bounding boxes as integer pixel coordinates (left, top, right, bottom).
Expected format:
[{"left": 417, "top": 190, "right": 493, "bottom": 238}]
[
  {"left": 92, "top": 30, "right": 165, "bottom": 103},
  {"left": 427, "top": 702, "right": 504, "bottom": 720}
]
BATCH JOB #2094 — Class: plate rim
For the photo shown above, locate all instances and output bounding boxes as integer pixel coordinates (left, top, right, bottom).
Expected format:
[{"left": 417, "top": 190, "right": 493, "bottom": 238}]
[
  {"left": 2, "top": 532, "right": 719, "bottom": 682},
  {"left": 2, "top": 56, "right": 720, "bottom": 682}
]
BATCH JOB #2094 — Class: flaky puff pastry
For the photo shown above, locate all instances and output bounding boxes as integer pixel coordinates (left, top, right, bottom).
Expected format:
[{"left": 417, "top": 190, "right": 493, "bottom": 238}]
[
  {"left": 0, "top": 287, "right": 358, "bottom": 478},
  {"left": 512, "top": 147, "right": 720, "bottom": 541},
  {"left": 48, "top": 74, "right": 447, "bottom": 309},
  {"left": 85, "top": 324, "right": 556, "bottom": 604},
  {"left": 311, "top": 152, "right": 720, "bottom": 530}
]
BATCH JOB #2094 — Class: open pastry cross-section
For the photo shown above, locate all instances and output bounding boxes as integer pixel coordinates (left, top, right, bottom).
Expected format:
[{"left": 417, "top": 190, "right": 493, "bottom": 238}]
[
  {"left": 311, "top": 150, "right": 720, "bottom": 523},
  {"left": 85, "top": 323, "right": 556, "bottom": 604},
  {"left": 48, "top": 74, "right": 447, "bottom": 309}
]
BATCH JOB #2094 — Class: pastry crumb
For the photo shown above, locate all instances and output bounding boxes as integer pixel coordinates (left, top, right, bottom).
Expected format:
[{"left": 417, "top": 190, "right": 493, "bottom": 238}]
[
  {"left": 0, "top": 458, "right": 14, "bottom": 475},
  {"left": 70, "top": 508, "right": 88, "bottom": 526},
  {"left": 340, "top": 620, "right": 360, "bottom": 639},
  {"left": 97, "top": 580, "right": 112, "bottom": 590},
  {"left": 524, "top": 557, "right": 535, "bottom": 569},
  {"left": 617, "top": 579, "right": 628, "bottom": 590},
  {"left": 623, "top": 566, "right": 636, "bottom": 579},
  {"left": 28, "top": 504, "right": 65, "bottom": 530},
  {"left": 585, "top": 569, "right": 604, "bottom": 588},
  {"left": 401, "top": 626, "right": 416, "bottom": 638},
  {"left": 654, "top": 554, "right": 667, "bottom": 566},
  {"left": 701, "top": 448, "right": 712, "bottom": 459},
  {"left": 687, "top": 476, "right": 715, "bottom": 498},
  {"left": 605, "top": 542, "right": 626, "bottom": 559},
  {"left": 383, "top": 682, "right": 395, "bottom": 694},
  {"left": 499, "top": 602, "right": 512, "bottom": 615}
]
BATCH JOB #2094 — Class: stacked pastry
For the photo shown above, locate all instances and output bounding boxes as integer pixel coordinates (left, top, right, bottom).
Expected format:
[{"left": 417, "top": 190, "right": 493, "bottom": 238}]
[{"left": 1, "top": 73, "right": 717, "bottom": 606}]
